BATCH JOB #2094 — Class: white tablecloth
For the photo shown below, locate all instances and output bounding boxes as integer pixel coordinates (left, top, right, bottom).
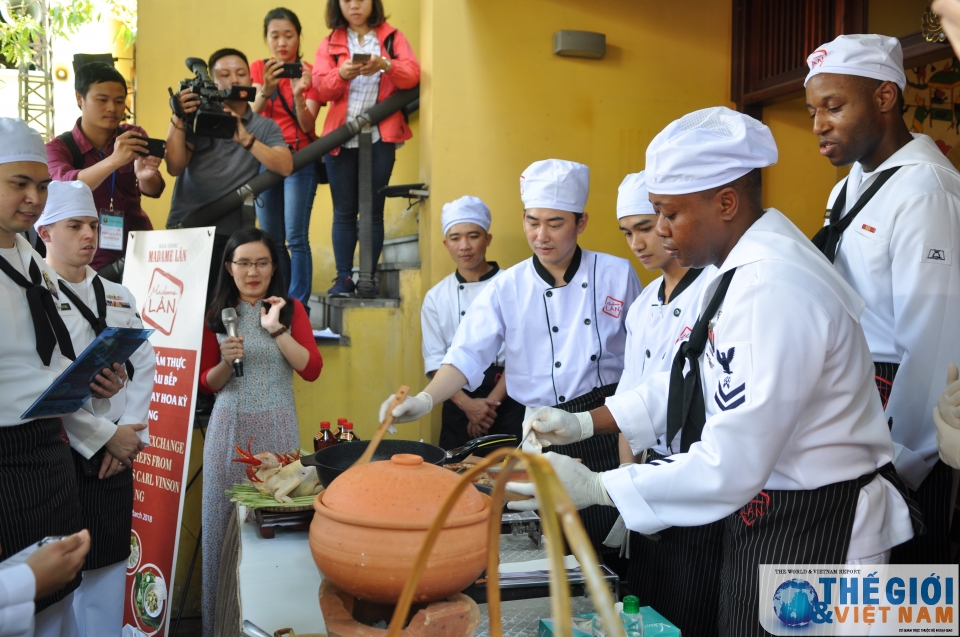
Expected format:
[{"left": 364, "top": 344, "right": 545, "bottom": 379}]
[{"left": 238, "top": 508, "right": 325, "bottom": 635}]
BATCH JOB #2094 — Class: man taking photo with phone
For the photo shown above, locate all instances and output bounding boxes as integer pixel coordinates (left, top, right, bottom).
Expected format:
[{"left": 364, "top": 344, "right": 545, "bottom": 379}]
[
  {"left": 166, "top": 48, "right": 293, "bottom": 300},
  {"left": 46, "top": 62, "right": 164, "bottom": 284}
]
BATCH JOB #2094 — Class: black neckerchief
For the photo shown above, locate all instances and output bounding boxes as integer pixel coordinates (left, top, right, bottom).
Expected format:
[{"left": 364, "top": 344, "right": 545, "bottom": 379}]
[
  {"left": 455, "top": 262, "right": 500, "bottom": 284},
  {"left": 657, "top": 267, "right": 704, "bottom": 304},
  {"left": 0, "top": 253, "right": 76, "bottom": 364},
  {"left": 666, "top": 268, "right": 736, "bottom": 453},
  {"left": 58, "top": 276, "right": 107, "bottom": 336},
  {"left": 532, "top": 246, "right": 582, "bottom": 286},
  {"left": 813, "top": 166, "right": 901, "bottom": 262}
]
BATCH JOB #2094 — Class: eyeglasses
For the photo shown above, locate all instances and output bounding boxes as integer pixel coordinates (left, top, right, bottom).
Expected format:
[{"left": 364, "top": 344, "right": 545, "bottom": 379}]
[{"left": 231, "top": 260, "right": 274, "bottom": 270}]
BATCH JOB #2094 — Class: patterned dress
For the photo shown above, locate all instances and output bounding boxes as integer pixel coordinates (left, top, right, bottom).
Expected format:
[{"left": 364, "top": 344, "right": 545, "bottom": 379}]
[{"left": 201, "top": 300, "right": 300, "bottom": 637}]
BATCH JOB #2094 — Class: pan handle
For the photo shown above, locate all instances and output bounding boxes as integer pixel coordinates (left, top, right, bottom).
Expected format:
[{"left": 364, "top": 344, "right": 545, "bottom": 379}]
[{"left": 444, "top": 433, "right": 518, "bottom": 463}]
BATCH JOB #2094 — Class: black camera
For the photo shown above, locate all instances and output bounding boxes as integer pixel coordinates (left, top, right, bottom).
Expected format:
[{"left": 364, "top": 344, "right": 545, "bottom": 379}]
[{"left": 168, "top": 57, "right": 255, "bottom": 139}]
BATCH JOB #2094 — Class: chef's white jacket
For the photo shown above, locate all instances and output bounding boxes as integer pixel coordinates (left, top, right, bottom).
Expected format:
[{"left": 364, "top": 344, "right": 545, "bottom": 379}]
[
  {"left": 602, "top": 210, "right": 914, "bottom": 559},
  {"left": 56, "top": 266, "right": 155, "bottom": 444},
  {"left": 421, "top": 265, "right": 505, "bottom": 376},
  {"left": 825, "top": 134, "right": 960, "bottom": 490},
  {"left": 0, "top": 235, "right": 116, "bottom": 458},
  {"left": 0, "top": 564, "right": 34, "bottom": 637},
  {"left": 616, "top": 269, "right": 708, "bottom": 456},
  {"left": 443, "top": 248, "right": 641, "bottom": 407}
]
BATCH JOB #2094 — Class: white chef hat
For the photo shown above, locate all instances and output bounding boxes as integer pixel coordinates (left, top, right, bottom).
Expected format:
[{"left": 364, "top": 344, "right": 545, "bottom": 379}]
[
  {"left": 0, "top": 117, "right": 48, "bottom": 166},
  {"left": 645, "top": 107, "right": 778, "bottom": 195},
  {"left": 804, "top": 34, "right": 906, "bottom": 90},
  {"left": 520, "top": 159, "right": 589, "bottom": 214},
  {"left": 441, "top": 196, "right": 491, "bottom": 236},
  {"left": 616, "top": 171, "right": 655, "bottom": 220},
  {"left": 35, "top": 181, "right": 97, "bottom": 229}
]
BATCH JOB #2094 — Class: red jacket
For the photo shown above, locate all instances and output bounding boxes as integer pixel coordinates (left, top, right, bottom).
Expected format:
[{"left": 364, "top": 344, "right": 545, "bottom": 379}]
[{"left": 312, "top": 22, "right": 420, "bottom": 154}]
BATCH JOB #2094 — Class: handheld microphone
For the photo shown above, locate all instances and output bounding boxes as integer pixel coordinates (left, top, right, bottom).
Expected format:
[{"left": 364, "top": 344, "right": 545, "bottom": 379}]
[{"left": 221, "top": 307, "right": 243, "bottom": 377}]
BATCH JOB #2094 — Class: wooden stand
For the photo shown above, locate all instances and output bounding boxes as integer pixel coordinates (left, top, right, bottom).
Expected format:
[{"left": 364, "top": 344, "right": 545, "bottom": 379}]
[{"left": 254, "top": 509, "right": 313, "bottom": 539}]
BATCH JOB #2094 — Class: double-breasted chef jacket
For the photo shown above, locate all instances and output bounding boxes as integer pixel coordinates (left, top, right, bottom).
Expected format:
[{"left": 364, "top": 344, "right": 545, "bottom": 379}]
[
  {"left": 0, "top": 235, "right": 117, "bottom": 450},
  {"left": 825, "top": 133, "right": 960, "bottom": 491},
  {"left": 421, "top": 264, "right": 505, "bottom": 376},
  {"left": 602, "top": 209, "right": 915, "bottom": 560},
  {"left": 617, "top": 268, "right": 707, "bottom": 456},
  {"left": 56, "top": 265, "right": 155, "bottom": 440},
  {"left": 442, "top": 247, "right": 642, "bottom": 408}
]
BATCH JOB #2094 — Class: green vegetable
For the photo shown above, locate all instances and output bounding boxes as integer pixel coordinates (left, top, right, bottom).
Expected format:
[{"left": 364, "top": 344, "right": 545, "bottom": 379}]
[{"left": 225, "top": 483, "right": 317, "bottom": 509}]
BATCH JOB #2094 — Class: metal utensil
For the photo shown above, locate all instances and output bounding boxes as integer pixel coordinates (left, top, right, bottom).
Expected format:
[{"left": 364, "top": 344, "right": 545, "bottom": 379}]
[{"left": 240, "top": 620, "right": 272, "bottom": 637}]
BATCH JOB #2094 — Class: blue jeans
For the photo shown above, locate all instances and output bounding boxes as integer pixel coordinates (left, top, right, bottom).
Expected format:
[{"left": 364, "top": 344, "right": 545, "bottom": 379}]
[
  {"left": 324, "top": 141, "right": 396, "bottom": 280},
  {"left": 255, "top": 163, "right": 318, "bottom": 307}
]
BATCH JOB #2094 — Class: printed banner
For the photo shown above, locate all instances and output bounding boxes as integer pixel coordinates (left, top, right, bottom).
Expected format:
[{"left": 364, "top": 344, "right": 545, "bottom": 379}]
[
  {"left": 120, "top": 228, "right": 214, "bottom": 637},
  {"left": 758, "top": 564, "right": 959, "bottom": 636}
]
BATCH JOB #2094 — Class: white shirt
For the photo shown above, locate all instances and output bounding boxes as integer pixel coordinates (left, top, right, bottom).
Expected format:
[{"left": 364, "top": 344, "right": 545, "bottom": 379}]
[
  {"left": 56, "top": 266, "right": 156, "bottom": 444},
  {"left": 0, "top": 235, "right": 117, "bottom": 458},
  {"left": 0, "top": 564, "right": 33, "bottom": 637},
  {"left": 602, "top": 210, "right": 914, "bottom": 559},
  {"left": 617, "top": 268, "right": 708, "bottom": 456},
  {"left": 824, "top": 134, "right": 960, "bottom": 490},
  {"left": 421, "top": 264, "right": 505, "bottom": 376},
  {"left": 344, "top": 28, "right": 382, "bottom": 148},
  {"left": 443, "top": 248, "right": 642, "bottom": 407}
]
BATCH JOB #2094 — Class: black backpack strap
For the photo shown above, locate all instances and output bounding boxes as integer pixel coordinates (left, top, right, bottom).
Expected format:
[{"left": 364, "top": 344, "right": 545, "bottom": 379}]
[{"left": 56, "top": 131, "right": 84, "bottom": 170}]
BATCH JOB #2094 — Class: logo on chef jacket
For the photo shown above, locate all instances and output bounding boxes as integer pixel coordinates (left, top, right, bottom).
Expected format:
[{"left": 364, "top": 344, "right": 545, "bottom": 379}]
[
  {"left": 602, "top": 296, "right": 624, "bottom": 319},
  {"left": 922, "top": 245, "right": 952, "bottom": 266},
  {"left": 714, "top": 344, "right": 750, "bottom": 412},
  {"left": 758, "top": 564, "right": 959, "bottom": 636},
  {"left": 808, "top": 48, "right": 828, "bottom": 68},
  {"left": 676, "top": 325, "right": 692, "bottom": 344}
]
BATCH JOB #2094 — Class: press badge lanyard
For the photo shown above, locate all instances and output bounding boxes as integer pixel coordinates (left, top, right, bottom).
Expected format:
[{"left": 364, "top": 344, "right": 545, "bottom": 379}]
[{"left": 98, "top": 149, "right": 124, "bottom": 251}]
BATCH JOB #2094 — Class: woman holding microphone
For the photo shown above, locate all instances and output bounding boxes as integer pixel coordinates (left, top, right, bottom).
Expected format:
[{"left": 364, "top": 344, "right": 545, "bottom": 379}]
[
  {"left": 197, "top": 228, "right": 322, "bottom": 637},
  {"left": 313, "top": 0, "right": 420, "bottom": 297},
  {"left": 251, "top": 7, "right": 323, "bottom": 310}
]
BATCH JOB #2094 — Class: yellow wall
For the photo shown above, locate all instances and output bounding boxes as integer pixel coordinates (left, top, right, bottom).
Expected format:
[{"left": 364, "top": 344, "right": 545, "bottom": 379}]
[{"left": 418, "top": 0, "right": 735, "bottom": 291}]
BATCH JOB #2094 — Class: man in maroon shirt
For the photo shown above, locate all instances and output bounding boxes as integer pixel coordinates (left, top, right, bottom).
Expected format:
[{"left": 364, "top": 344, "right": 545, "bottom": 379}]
[{"left": 45, "top": 62, "right": 164, "bottom": 281}]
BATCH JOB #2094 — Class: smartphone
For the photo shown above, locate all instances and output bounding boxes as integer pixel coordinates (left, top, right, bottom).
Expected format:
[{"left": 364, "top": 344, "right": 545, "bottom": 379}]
[
  {"left": 277, "top": 62, "right": 302, "bottom": 79},
  {"left": 132, "top": 136, "right": 165, "bottom": 158},
  {"left": 352, "top": 52, "right": 372, "bottom": 64}
]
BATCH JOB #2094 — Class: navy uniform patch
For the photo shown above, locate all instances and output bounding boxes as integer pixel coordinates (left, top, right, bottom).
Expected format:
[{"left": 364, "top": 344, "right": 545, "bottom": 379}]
[{"left": 713, "top": 344, "right": 750, "bottom": 412}]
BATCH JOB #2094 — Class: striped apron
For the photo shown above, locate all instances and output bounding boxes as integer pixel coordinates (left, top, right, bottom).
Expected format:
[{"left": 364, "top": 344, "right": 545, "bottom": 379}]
[
  {"left": 628, "top": 450, "right": 725, "bottom": 637},
  {"left": 873, "top": 361, "right": 953, "bottom": 565},
  {"left": 719, "top": 463, "right": 925, "bottom": 636},
  {"left": 549, "top": 383, "right": 621, "bottom": 557},
  {"left": 0, "top": 418, "right": 83, "bottom": 612},
  {"left": 59, "top": 277, "right": 135, "bottom": 569}
]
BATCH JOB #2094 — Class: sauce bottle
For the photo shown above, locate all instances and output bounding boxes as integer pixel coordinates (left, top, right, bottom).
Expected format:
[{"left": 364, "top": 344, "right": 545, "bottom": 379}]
[
  {"left": 314, "top": 421, "right": 337, "bottom": 452},
  {"left": 337, "top": 421, "right": 356, "bottom": 443}
]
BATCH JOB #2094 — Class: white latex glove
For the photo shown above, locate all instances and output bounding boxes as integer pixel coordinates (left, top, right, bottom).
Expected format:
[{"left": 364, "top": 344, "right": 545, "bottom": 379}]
[
  {"left": 934, "top": 363, "right": 960, "bottom": 469},
  {"left": 378, "top": 391, "right": 433, "bottom": 424},
  {"left": 506, "top": 452, "right": 613, "bottom": 511},
  {"left": 522, "top": 407, "right": 593, "bottom": 448}
]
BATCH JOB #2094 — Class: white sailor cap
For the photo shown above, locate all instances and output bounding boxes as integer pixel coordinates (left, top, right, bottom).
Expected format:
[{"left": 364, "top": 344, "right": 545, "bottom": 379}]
[
  {"left": 645, "top": 107, "right": 778, "bottom": 195},
  {"left": 35, "top": 181, "right": 97, "bottom": 229},
  {"left": 520, "top": 159, "right": 589, "bottom": 214},
  {"left": 804, "top": 34, "right": 906, "bottom": 90},
  {"left": 441, "top": 196, "right": 492, "bottom": 236},
  {"left": 0, "top": 117, "right": 48, "bottom": 166},
  {"left": 616, "top": 171, "right": 655, "bottom": 220}
]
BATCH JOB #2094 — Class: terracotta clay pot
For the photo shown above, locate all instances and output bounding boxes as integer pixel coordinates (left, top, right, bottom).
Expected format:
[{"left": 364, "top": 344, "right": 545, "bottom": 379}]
[{"left": 310, "top": 453, "right": 491, "bottom": 604}]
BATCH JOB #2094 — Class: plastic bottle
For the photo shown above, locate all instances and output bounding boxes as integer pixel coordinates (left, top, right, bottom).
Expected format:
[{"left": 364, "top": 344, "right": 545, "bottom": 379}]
[
  {"left": 335, "top": 417, "right": 348, "bottom": 437},
  {"left": 620, "top": 596, "right": 643, "bottom": 637},
  {"left": 337, "top": 421, "right": 355, "bottom": 443},
  {"left": 313, "top": 421, "right": 337, "bottom": 452}
]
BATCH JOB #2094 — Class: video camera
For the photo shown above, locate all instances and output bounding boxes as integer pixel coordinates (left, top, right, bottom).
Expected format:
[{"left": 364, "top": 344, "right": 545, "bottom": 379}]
[{"left": 168, "top": 57, "right": 255, "bottom": 139}]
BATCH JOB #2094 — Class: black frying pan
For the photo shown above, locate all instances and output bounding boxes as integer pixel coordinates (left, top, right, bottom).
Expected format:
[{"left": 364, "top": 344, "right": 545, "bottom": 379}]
[{"left": 301, "top": 433, "right": 518, "bottom": 488}]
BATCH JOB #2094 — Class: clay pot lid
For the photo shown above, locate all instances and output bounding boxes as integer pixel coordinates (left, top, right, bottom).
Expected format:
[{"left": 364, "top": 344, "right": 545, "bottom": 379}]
[{"left": 315, "top": 453, "right": 488, "bottom": 530}]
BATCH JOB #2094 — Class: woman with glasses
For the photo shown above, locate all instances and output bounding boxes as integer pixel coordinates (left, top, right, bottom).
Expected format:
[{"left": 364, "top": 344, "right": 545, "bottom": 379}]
[{"left": 197, "top": 227, "right": 322, "bottom": 637}]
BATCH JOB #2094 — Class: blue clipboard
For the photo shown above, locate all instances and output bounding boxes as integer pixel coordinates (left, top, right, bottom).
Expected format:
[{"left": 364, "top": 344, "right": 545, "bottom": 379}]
[{"left": 21, "top": 326, "right": 154, "bottom": 420}]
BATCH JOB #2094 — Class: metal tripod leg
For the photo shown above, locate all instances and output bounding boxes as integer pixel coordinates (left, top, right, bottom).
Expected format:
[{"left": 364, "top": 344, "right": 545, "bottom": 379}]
[{"left": 356, "top": 125, "right": 377, "bottom": 298}]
